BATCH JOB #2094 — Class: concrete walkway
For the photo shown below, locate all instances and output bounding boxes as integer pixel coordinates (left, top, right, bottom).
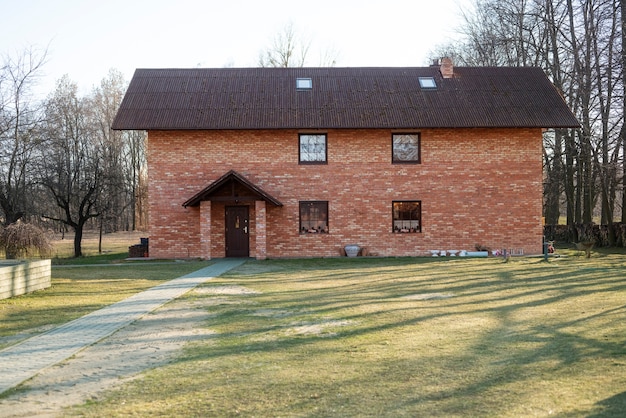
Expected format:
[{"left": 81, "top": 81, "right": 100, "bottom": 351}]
[{"left": 0, "top": 258, "right": 246, "bottom": 395}]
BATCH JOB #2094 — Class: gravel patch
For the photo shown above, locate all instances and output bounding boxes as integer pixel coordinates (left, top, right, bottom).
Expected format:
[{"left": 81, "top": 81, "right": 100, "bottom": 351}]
[
  {"left": 402, "top": 293, "right": 455, "bottom": 300},
  {"left": 194, "top": 285, "right": 260, "bottom": 295}
]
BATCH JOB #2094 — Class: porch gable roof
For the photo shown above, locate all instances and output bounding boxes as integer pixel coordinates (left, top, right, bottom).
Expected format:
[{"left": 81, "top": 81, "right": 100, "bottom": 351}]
[{"left": 182, "top": 170, "right": 283, "bottom": 208}]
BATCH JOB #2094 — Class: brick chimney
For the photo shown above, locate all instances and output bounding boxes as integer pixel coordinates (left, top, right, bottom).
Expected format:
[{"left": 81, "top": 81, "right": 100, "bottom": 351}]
[{"left": 440, "top": 57, "right": 454, "bottom": 79}]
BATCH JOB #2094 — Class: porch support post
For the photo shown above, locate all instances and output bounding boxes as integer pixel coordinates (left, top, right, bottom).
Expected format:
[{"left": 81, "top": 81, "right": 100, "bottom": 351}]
[
  {"left": 255, "top": 200, "right": 267, "bottom": 260},
  {"left": 200, "top": 200, "right": 212, "bottom": 260}
]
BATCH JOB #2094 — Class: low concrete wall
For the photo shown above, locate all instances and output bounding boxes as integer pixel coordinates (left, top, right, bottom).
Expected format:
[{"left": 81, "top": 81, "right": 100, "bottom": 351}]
[{"left": 0, "top": 259, "right": 51, "bottom": 300}]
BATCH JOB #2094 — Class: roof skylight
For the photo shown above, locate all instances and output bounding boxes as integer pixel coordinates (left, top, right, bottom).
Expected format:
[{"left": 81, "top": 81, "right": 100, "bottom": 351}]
[
  {"left": 418, "top": 77, "right": 437, "bottom": 89},
  {"left": 296, "top": 78, "right": 313, "bottom": 90}
]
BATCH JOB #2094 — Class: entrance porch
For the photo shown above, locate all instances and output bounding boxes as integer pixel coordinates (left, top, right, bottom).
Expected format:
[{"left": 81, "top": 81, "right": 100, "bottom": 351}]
[{"left": 183, "top": 170, "right": 282, "bottom": 260}]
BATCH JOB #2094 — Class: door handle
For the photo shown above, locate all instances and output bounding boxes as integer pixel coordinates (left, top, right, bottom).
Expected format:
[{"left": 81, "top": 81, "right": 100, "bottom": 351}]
[{"left": 244, "top": 226, "right": 248, "bottom": 234}]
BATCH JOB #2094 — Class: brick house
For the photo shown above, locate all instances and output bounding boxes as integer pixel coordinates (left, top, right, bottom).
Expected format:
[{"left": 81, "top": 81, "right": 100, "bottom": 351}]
[{"left": 112, "top": 60, "right": 579, "bottom": 259}]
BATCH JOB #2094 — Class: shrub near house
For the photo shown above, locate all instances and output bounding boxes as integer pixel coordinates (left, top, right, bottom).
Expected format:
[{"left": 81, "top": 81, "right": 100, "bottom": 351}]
[{"left": 112, "top": 60, "right": 579, "bottom": 259}]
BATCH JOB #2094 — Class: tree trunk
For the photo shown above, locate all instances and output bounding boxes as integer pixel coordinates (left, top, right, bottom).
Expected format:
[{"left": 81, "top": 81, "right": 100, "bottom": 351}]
[
  {"left": 622, "top": 124, "right": 626, "bottom": 224},
  {"left": 622, "top": 0, "right": 626, "bottom": 224},
  {"left": 99, "top": 217, "right": 103, "bottom": 254},
  {"left": 564, "top": 129, "right": 577, "bottom": 225},
  {"left": 581, "top": 134, "right": 594, "bottom": 224},
  {"left": 73, "top": 223, "right": 84, "bottom": 258},
  {"left": 544, "top": 130, "right": 564, "bottom": 225}
]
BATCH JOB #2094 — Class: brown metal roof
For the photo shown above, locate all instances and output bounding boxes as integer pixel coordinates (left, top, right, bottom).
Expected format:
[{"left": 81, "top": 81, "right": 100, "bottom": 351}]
[{"left": 112, "top": 66, "right": 580, "bottom": 130}]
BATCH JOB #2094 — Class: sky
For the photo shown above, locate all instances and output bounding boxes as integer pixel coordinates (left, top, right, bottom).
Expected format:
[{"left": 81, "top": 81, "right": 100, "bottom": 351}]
[{"left": 2, "top": 0, "right": 472, "bottom": 98}]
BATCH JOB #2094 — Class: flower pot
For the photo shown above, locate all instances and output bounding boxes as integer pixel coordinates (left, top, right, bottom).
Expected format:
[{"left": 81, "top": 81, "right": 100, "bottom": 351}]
[
  {"left": 344, "top": 245, "right": 360, "bottom": 257},
  {"left": 466, "top": 251, "right": 488, "bottom": 257}
]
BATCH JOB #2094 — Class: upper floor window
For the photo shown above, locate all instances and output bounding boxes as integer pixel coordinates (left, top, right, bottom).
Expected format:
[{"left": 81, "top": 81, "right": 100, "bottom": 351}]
[
  {"left": 392, "top": 133, "right": 420, "bottom": 164},
  {"left": 299, "top": 134, "right": 327, "bottom": 164},
  {"left": 393, "top": 201, "right": 421, "bottom": 233},
  {"left": 300, "top": 201, "right": 329, "bottom": 234}
]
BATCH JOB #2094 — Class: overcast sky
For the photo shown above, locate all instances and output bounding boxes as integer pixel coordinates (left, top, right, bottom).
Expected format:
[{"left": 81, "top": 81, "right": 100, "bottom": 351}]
[{"left": 2, "top": 0, "right": 471, "bottom": 98}]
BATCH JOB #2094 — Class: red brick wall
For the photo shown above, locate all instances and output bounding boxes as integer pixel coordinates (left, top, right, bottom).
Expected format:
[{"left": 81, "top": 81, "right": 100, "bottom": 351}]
[{"left": 147, "top": 128, "right": 543, "bottom": 258}]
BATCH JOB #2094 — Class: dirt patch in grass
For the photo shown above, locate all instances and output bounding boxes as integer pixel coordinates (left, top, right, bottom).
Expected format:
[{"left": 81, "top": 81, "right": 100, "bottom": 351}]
[
  {"left": 252, "top": 308, "right": 295, "bottom": 318},
  {"left": 402, "top": 292, "right": 455, "bottom": 300},
  {"left": 286, "top": 319, "right": 354, "bottom": 336},
  {"left": 194, "top": 285, "right": 260, "bottom": 295}
]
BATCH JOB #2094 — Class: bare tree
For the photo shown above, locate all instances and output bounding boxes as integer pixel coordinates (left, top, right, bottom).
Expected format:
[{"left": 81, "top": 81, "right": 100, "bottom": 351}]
[
  {"left": 91, "top": 69, "right": 147, "bottom": 233},
  {"left": 126, "top": 130, "right": 147, "bottom": 231},
  {"left": 622, "top": 0, "right": 626, "bottom": 224},
  {"left": 0, "top": 47, "right": 47, "bottom": 225},
  {"left": 38, "top": 76, "right": 109, "bottom": 257},
  {"left": 90, "top": 69, "right": 129, "bottom": 234},
  {"left": 590, "top": 0, "right": 621, "bottom": 242},
  {"left": 259, "top": 22, "right": 311, "bottom": 68},
  {"left": 76, "top": 69, "right": 148, "bottom": 240},
  {"left": 436, "top": 0, "right": 624, "bottom": 244},
  {"left": 258, "top": 22, "right": 338, "bottom": 67},
  {"left": 0, "top": 48, "right": 147, "bottom": 252}
]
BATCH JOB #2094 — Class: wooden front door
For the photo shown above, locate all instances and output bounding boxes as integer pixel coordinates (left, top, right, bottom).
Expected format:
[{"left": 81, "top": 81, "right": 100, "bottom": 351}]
[{"left": 225, "top": 206, "right": 249, "bottom": 257}]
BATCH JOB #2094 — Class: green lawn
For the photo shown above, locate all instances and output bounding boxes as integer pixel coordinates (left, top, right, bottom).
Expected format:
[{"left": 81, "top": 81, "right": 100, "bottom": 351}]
[
  {"left": 64, "top": 251, "right": 626, "bottom": 417},
  {"left": 1, "top": 230, "right": 209, "bottom": 348},
  {"left": 0, "top": 259, "right": 212, "bottom": 349}
]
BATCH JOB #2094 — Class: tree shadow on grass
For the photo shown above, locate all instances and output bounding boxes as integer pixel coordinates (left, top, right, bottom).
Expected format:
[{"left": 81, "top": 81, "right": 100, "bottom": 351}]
[
  {"left": 172, "top": 256, "right": 626, "bottom": 415},
  {"left": 586, "top": 391, "right": 626, "bottom": 417}
]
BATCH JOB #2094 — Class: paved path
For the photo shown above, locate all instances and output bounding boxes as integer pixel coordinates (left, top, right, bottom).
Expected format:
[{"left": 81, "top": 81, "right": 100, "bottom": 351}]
[{"left": 0, "top": 258, "right": 246, "bottom": 395}]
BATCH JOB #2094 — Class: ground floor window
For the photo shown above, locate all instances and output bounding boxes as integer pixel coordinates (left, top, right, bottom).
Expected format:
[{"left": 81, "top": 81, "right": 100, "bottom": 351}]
[
  {"left": 300, "top": 201, "right": 328, "bottom": 234},
  {"left": 393, "top": 201, "right": 421, "bottom": 233}
]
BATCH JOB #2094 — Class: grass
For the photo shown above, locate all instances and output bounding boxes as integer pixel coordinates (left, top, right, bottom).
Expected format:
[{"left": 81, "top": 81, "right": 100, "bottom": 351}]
[
  {"left": 61, "top": 248, "right": 626, "bottom": 417},
  {"left": 52, "top": 251, "right": 133, "bottom": 265},
  {"left": 0, "top": 230, "right": 211, "bottom": 349},
  {"left": 0, "top": 261, "right": 212, "bottom": 349},
  {"left": 49, "top": 230, "right": 144, "bottom": 261}
]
